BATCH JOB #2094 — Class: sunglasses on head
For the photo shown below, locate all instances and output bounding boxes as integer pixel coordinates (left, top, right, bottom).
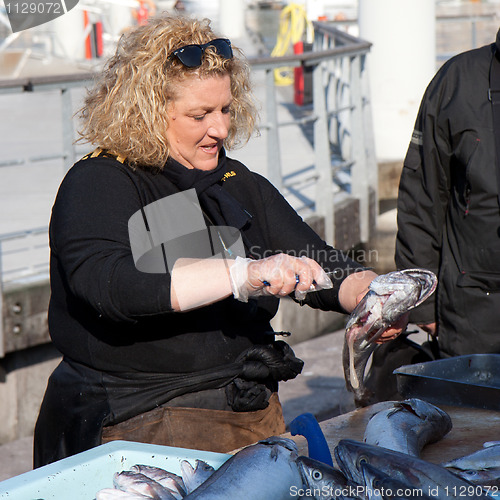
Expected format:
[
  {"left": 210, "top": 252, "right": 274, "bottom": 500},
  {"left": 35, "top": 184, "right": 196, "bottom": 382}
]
[{"left": 170, "top": 38, "right": 233, "bottom": 68}]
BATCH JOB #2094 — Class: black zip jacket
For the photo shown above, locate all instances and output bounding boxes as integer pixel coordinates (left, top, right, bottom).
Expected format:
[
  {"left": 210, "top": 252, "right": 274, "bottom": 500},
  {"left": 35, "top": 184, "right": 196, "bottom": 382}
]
[{"left": 395, "top": 30, "right": 500, "bottom": 356}]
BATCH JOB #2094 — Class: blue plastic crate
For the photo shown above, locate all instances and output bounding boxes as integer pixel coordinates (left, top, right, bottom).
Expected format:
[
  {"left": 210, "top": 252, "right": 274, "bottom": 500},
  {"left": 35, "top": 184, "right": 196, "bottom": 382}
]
[{"left": 0, "top": 440, "right": 230, "bottom": 499}]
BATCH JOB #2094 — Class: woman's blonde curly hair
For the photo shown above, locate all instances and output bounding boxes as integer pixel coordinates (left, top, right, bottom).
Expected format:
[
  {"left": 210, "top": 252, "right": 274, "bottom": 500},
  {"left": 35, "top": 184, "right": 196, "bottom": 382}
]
[{"left": 77, "top": 14, "right": 258, "bottom": 170}]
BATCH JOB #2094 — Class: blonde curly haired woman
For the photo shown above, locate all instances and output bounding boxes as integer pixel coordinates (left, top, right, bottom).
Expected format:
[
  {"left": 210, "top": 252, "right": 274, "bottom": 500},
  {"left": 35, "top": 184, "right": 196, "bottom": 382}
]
[{"left": 34, "top": 13, "right": 396, "bottom": 467}]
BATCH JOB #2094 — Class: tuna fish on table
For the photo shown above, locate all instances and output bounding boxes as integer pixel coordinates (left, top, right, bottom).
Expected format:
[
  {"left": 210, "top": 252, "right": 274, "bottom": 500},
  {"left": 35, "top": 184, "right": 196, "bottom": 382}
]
[
  {"left": 94, "top": 400, "right": 500, "bottom": 499},
  {"left": 334, "top": 439, "right": 492, "bottom": 500},
  {"left": 363, "top": 398, "right": 452, "bottom": 458}
]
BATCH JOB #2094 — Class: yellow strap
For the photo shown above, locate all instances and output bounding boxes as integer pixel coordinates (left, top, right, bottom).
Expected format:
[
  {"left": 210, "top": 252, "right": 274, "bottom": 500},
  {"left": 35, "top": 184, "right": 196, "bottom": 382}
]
[
  {"left": 270, "top": 3, "right": 314, "bottom": 86},
  {"left": 81, "top": 148, "right": 127, "bottom": 164}
]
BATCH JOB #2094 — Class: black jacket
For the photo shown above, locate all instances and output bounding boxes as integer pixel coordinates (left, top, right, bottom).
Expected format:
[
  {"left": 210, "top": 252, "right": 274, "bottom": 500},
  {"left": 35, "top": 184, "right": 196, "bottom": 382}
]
[
  {"left": 49, "top": 151, "right": 363, "bottom": 372},
  {"left": 36, "top": 150, "right": 366, "bottom": 466},
  {"left": 395, "top": 30, "right": 500, "bottom": 356}
]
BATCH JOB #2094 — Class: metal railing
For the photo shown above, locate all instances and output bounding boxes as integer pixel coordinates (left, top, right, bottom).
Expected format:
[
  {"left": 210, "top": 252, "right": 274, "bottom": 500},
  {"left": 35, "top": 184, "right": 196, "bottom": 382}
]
[
  {"left": 0, "top": 11, "right": 495, "bottom": 287},
  {"left": 0, "top": 23, "right": 375, "bottom": 287},
  {"left": 0, "top": 227, "right": 49, "bottom": 283},
  {"left": 246, "top": 23, "right": 375, "bottom": 244}
]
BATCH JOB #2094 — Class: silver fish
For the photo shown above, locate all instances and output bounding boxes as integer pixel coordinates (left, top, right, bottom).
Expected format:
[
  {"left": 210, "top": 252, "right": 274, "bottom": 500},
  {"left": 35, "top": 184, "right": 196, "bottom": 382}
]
[
  {"left": 183, "top": 436, "right": 303, "bottom": 499},
  {"left": 343, "top": 269, "right": 437, "bottom": 406},
  {"left": 334, "top": 439, "right": 491, "bottom": 500},
  {"left": 96, "top": 489, "right": 152, "bottom": 499},
  {"left": 451, "top": 467, "right": 500, "bottom": 487},
  {"left": 113, "top": 471, "right": 177, "bottom": 499},
  {"left": 363, "top": 399, "right": 452, "bottom": 457},
  {"left": 360, "top": 462, "right": 434, "bottom": 500},
  {"left": 130, "top": 465, "right": 186, "bottom": 499},
  {"left": 442, "top": 444, "right": 500, "bottom": 470},
  {"left": 180, "top": 459, "right": 215, "bottom": 494},
  {"left": 296, "top": 455, "right": 361, "bottom": 499}
]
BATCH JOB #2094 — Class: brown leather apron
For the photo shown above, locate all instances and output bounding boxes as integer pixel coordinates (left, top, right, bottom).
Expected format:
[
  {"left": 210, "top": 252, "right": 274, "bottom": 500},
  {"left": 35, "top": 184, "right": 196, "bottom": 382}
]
[{"left": 101, "top": 393, "right": 286, "bottom": 453}]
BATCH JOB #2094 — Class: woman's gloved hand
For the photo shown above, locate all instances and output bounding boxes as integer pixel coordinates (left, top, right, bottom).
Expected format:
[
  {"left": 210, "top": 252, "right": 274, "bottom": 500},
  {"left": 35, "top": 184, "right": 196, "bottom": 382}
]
[{"left": 229, "top": 254, "right": 333, "bottom": 302}]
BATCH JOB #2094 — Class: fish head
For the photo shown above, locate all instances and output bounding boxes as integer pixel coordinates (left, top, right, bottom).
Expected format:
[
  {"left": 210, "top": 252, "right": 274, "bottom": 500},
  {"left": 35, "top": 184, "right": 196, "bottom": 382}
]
[
  {"left": 112, "top": 470, "right": 172, "bottom": 498},
  {"left": 367, "top": 269, "right": 437, "bottom": 324},
  {"left": 360, "top": 462, "right": 390, "bottom": 496},
  {"left": 334, "top": 439, "right": 372, "bottom": 484},
  {"left": 297, "top": 455, "right": 350, "bottom": 496},
  {"left": 194, "top": 459, "right": 215, "bottom": 475},
  {"left": 345, "top": 269, "right": 437, "bottom": 345},
  {"left": 361, "top": 462, "right": 431, "bottom": 500},
  {"left": 335, "top": 440, "right": 435, "bottom": 492}
]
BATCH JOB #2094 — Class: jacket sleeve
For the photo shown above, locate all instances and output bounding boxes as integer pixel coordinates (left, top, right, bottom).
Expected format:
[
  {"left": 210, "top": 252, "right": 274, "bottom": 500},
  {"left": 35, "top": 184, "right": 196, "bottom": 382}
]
[
  {"left": 395, "top": 73, "right": 451, "bottom": 324},
  {"left": 251, "top": 172, "right": 366, "bottom": 313},
  {"left": 50, "top": 159, "right": 174, "bottom": 323}
]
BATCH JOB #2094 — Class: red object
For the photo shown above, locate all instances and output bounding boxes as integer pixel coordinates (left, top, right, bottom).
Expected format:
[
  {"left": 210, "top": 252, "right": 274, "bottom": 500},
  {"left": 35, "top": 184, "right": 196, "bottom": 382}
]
[
  {"left": 83, "top": 11, "right": 92, "bottom": 59},
  {"left": 93, "top": 21, "right": 103, "bottom": 58},
  {"left": 136, "top": 0, "right": 149, "bottom": 25},
  {"left": 294, "top": 41, "right": 305, "bottom": 106}
]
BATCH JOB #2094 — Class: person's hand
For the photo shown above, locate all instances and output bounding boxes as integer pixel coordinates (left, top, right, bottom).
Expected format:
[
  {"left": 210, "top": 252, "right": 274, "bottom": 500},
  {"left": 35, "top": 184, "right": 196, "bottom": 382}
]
[
  {"left": 418, "top": 322, "right": 437, "bottom": 337},
  {"left": 375, "top": 313, "right": 409, "bottom": 343},
  {"left": 229, "top": 254, "right": 333, "bottom": 302}
]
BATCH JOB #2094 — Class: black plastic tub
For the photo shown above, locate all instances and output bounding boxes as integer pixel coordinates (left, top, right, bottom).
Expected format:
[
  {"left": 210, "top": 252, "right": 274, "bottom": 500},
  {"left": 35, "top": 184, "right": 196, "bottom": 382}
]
[{"left": 394, "top": 354, "right": 500, "bottom": 410}]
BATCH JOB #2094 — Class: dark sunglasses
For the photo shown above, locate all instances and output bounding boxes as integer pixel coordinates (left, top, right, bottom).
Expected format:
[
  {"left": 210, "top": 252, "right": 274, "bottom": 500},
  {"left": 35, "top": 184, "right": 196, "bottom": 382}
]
[{"left": 170, "top": 38, "right": 233, "bottom": 68}]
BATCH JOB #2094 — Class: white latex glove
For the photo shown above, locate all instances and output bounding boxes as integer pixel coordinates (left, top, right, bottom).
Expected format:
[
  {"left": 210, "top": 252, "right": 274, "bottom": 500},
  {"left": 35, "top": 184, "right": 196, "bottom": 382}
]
[{"left": 229, "top": 254, "right": 333, "bottom": 302}]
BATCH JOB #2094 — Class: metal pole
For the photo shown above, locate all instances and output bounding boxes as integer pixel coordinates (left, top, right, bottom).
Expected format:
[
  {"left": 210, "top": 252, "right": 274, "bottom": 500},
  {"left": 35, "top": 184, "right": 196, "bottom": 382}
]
[
  {"left": 471, "top": 19, "right": 477, "bottom": 48},
  {"left": 312, "top": 61, "right": 334, "bottom": 245},
  {"left": 360, "top": 53, "right": 378, "bottom": 241},
  {"left": 265, "top": 69, "right": 282, "bottom": 191},
  {"left": 349, "top": 54, "right": 369, "bottom": 243}
]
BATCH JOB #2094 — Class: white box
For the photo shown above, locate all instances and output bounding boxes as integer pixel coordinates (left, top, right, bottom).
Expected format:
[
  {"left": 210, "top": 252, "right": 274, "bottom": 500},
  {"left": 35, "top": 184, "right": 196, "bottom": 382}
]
[{"left": 0, "top": 440, "right": 230, "bottom": 500}]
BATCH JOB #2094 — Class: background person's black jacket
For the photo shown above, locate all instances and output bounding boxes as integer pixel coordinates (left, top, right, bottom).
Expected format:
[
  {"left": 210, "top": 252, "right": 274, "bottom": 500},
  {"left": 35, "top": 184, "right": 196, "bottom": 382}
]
[{"left": 396, "top": 29, "right": 500, "bottom": 356}]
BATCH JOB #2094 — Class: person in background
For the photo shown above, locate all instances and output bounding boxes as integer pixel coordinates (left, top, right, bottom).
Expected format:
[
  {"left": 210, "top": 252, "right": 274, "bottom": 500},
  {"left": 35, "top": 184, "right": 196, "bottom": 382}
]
[
  {"left": 33, "top": 14, "right": 404, "bottom": 467},
  {"left": 360, "top": 29, "right": 500, "bottom": 406},
  {"left": 396, "top": 29, "right": 500, "bottom": 357}
]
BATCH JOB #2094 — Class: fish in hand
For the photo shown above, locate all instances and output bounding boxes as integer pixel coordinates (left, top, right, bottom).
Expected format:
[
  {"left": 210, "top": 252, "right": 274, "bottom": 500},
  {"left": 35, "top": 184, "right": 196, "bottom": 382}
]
[{"left": 343, "top": 269, "right": 437, "bottom": 406}]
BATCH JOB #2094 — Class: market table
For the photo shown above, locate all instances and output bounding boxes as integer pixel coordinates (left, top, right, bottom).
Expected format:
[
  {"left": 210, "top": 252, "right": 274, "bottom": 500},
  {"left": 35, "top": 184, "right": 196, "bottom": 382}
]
[{"left": 285, "top": 401, "right": 500, "bottom": 464}]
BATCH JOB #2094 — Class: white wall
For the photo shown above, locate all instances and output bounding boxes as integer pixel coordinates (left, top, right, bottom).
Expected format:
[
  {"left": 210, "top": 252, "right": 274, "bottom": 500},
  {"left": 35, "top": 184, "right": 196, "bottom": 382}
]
[{"left": 359, "top": 0, "right": 435, "bottom": 161}]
